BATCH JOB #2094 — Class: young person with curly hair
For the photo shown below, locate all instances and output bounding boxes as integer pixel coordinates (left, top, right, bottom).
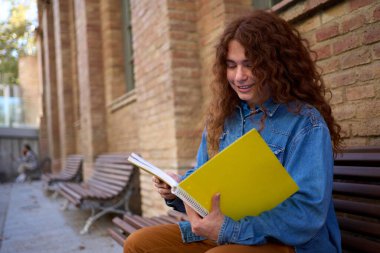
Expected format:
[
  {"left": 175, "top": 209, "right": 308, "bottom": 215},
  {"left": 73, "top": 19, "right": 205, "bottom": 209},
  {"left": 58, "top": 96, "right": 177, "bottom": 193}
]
[{"left": 124, "top": 10, "right": 342, "bottom": 253}]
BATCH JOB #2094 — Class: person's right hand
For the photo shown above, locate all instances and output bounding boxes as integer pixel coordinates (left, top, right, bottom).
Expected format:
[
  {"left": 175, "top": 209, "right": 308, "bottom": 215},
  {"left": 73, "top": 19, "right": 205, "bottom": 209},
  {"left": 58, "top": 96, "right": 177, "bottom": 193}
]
[{"left": 152, "top": 172, "right": 180, "bottom": 200}]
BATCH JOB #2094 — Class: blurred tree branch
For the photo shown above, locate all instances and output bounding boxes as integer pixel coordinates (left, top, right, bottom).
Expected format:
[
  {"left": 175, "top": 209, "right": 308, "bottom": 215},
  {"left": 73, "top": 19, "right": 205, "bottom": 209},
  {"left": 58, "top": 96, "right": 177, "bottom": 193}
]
[{"left": 0, "top": 0, "right": 36, "bottom": 84}]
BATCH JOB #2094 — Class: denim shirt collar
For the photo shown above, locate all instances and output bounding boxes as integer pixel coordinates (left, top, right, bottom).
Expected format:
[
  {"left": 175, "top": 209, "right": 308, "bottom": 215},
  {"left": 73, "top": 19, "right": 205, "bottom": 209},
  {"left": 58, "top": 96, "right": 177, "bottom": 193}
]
[{"left": 237, "top": 98, "right": 281, "bottom": 118}]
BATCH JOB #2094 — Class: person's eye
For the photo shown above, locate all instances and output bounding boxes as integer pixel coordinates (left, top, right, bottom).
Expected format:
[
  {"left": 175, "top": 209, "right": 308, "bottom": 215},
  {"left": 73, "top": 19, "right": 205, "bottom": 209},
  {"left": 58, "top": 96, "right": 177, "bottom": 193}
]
[
  {"left": 226, "top": 62, "right": 236, "bottom": 68},
  {"left": 243, "top": 62, "right": 253, "bottom": 68}
]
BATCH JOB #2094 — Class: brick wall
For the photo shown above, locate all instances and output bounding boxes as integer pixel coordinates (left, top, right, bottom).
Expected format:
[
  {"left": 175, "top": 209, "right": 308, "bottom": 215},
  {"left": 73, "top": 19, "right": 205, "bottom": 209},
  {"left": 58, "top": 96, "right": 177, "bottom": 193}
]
[
  {"left": 100, "top": 0, "right": 126, "bottom": 103},
  {"left": 99, "top": 0, "right": 140, "bottom": 154},
  {"left": 289, "top": 0, "right": 380, "bottom": 146},
  {"left": 129, "top": 0, "right": 176, "bottom": 216},
  {"left": 168, "top": 0, "right": 202, "bottom": 172}
]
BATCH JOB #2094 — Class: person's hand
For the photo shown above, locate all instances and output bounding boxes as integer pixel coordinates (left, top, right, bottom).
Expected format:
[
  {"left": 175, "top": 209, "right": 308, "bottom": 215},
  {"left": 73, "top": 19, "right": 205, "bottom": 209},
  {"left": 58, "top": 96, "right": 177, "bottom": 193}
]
[
  {"left": 152, "top": 172, "right": 180, "bottom": 200},
  {"left": 184, "top": 193, "right": 224, "bottom": 241}
]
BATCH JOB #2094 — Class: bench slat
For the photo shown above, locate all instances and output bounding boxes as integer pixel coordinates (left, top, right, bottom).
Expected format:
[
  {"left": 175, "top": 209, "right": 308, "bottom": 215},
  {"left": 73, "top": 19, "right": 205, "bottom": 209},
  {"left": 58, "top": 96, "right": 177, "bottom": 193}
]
[
  {"left": 88, "top": 178, "right": 123, "bottom": 192},
  {"left": 107, "top": 227, "right": 125, "bottom": 246},
  {"left": 124, "top": 214, "right": 157, "bottom": 227},
  {"left": 341, "top": 233, "right": 380, "bottom": 253},
  {"left": 334, "top": 166, "right": 380, "bottom": 178},
  {"left": 334, "top": 199, "right": 380, "bottom": 219},
  {"left": 333, "top": 182, "right": 380, "bottom": 198},
  {"left": 92, "top": 170, "right": 131, "bottom": 182},
  {"left": 114, "top": 216, "right": 139, "bottom": 234},
  {"left": 338, "top": 217, "right": 380, "bottom": 238}
]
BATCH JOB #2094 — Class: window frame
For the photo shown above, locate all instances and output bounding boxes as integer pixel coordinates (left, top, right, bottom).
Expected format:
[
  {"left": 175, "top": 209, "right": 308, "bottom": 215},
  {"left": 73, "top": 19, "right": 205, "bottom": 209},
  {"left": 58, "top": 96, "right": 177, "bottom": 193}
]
[{"left": 121, "top": 0, "right": 135, "bottom": 92}]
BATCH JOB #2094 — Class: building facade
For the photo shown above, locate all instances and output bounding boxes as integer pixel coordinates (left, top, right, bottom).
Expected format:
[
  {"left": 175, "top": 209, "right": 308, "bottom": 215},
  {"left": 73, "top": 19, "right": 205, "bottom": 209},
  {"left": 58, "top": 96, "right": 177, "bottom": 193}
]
[{"left": 37, "top": 0, "right": 380, "bottom": 216}]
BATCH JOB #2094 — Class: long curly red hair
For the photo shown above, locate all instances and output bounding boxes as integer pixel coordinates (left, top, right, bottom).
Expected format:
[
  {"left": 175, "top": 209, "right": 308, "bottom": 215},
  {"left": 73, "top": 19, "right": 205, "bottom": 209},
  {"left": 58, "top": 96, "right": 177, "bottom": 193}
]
[{"left": 207, "top": 10, "right": 342, "bottom": 157}]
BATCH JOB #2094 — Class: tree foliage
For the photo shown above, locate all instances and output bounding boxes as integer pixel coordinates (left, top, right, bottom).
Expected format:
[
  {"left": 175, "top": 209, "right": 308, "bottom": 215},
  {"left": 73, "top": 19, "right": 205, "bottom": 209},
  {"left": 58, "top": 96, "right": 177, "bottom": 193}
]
[{"left": 0, "top": 0, "right": 36, "bottom": 84}]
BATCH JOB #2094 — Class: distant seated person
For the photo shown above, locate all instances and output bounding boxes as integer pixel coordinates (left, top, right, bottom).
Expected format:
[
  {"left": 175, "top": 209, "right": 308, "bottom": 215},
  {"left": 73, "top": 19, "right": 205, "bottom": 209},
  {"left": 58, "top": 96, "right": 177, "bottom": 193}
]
[{"left": 15, "top": 144, "right": 38, "bottom": 183}]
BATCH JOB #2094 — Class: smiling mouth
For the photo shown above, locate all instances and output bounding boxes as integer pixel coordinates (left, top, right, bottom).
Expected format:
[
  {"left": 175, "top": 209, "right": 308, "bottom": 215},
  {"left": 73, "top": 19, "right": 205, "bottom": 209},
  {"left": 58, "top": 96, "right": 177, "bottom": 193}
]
[
  {"left": 237, "top": 84, "right": 254, "bottom": 89},
  {"left": 236, "top": 84, "right": 255, "bottom": 92}
]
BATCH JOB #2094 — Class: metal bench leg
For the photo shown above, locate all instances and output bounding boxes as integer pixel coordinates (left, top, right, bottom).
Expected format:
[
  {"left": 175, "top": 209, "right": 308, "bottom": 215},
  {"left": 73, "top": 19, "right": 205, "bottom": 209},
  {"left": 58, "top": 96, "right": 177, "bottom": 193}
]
[
  {"left": 51, "top": 191, "right": 59, "bottom": 199},
  {"left": 60, "top": 199, "right": 70, "bottom": 211},
  {"left": 80, "top": 199, "right": 126, "bottom": 234}
]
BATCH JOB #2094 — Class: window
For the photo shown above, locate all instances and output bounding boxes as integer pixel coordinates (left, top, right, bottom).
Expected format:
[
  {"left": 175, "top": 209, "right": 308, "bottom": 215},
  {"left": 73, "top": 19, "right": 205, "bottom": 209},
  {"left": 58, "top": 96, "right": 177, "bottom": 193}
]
[
  {"left": 121, "top": 0, "right": 135, "bottom": 91},
  {"left": 252, "top": 0, "right": 283, "bottom": 9}
]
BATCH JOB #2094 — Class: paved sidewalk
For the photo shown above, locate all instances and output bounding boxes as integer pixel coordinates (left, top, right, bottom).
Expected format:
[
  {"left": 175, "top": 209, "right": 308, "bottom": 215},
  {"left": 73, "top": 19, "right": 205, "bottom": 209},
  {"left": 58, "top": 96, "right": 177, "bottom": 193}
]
[{"left": 0, "top": 181, "right": 122, "bottom": 253}]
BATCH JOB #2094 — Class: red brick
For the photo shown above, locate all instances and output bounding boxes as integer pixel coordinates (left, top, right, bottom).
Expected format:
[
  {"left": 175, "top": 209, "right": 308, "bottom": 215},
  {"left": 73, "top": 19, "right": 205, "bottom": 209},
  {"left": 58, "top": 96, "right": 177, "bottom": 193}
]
[
  {"left": 341, "top": 48, "right": 371, "bottom": 69},
  {"left": 355, "top": 100, "right": 380, "bottom": 119},
  {"left": 337, "top": 122, "right": 350, "bottom": 138},
  {"left": 341, "top": 14, "right": 367, "bottom": 33},
  {"left": 374, "top": 5, "right": 380, "bottom": 21},
  {"left": 319, "top": 57, "right": 340, "bottom": 74},
  {"left": 333, "top": 34, "right": 361, "bottom": 55},
  {"left": 324, "top": 71, "right": 356, "bottom": 88},
  {"left": 316, "top": 24, "right": 339, "bottom": 42},
  {"left": 346, "top": 84, "right": 376, "bottom": 101},
  {"left": 330, "top": 88, "right": 343, "bottom": 104},
  {"left": 350, "top": 0, "right": 375, "bottom": 11},
  {"left": 363, "top": 25, "right": 380, "bottom": 44},
  {"left": 357, "top": 62, "right": 380, "bottom": 81},
  {"left": 333, "top": 104, "right": 356, "bottom": 120},
  {"left": 373, "top": 42, "right": 380, "bottom": 59},
  {"left": 314, "top": 44, "right": 331, "bottom": 60},
  {"left": 352, "top": 120, "right": 380, "bottom": 136}
]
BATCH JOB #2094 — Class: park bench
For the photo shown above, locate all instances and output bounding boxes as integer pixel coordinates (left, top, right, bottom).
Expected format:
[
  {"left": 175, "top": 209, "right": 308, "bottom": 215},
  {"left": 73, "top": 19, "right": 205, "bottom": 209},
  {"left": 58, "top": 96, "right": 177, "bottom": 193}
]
[
  {"left": 57, "top": 153, "right": 139, "bottom": 234},
  {"left": 333, "top": 146, "right": 380, "bottom": 253},
  {"left": 107, "top": 147, "right": 380, "bottom": 253},
  {"left": 41, "top": 154, "right": 83, "bottom": 191}
]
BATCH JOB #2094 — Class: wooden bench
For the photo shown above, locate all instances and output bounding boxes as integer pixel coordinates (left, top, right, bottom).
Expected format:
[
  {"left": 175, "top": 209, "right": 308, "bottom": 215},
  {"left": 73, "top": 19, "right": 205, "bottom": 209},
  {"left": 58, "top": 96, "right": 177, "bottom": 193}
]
[
  {"left": 58, "top": 153, "right": 139, "bottom": 234},
  {"left": 333, "top": 147, "right": 380, "bottom": 253},
  {"left": 107, "top": 147, "right": 380, "bottom": 252},
  {"left": 108, "top": 210, "right": 188, "bottom": 246},
  {"left": 41, "top": 154, "right": 83, "bottom": 191}
]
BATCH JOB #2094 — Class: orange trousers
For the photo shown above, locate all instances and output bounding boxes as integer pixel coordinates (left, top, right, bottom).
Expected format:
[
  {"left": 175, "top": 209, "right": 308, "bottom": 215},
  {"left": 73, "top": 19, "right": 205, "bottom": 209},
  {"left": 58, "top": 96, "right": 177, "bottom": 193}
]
[{"left": 124, "top": 224, "right": 295, "bottom": 253}]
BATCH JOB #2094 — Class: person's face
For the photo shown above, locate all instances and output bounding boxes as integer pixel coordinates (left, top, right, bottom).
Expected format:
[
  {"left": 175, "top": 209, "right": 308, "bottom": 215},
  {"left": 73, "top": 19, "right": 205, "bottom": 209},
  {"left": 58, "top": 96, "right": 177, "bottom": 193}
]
[{"left": 226, "top": 40, "right": 270, "bottom": 108}]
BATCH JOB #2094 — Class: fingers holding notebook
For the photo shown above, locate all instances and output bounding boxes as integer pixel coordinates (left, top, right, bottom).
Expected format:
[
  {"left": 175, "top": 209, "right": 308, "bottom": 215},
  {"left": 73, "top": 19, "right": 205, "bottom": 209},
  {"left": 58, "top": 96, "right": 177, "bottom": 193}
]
[
  {"left": 184, "top": 193, "right": 224, "bottom": 241},
  {"left": 153, "top": 172, "right": 180, "bottom": 200}
]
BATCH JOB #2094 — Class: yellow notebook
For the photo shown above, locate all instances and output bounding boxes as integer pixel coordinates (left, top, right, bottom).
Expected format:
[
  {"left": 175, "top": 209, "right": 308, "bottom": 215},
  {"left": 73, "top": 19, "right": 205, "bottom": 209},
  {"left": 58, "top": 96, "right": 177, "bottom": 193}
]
[{"left": 128, "top": 128, "right": 299, "bottom": 221}]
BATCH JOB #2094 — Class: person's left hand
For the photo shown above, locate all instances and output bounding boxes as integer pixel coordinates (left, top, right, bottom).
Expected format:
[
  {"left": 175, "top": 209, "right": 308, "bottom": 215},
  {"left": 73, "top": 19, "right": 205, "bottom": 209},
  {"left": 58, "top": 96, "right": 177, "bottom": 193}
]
[{"left": 184, "top": 193, "right": 224, "bottom": 241}]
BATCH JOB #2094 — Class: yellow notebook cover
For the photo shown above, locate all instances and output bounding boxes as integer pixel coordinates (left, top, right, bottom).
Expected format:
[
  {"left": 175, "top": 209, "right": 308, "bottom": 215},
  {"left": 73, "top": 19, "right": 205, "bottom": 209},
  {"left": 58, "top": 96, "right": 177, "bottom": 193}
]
[{"left": 177, "top": 128, "right": 299, "bottom": 221}]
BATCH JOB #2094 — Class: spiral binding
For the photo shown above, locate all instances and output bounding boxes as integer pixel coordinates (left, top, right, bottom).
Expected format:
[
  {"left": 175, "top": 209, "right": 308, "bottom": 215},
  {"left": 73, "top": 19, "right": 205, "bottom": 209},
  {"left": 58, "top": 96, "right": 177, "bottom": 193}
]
[{"left": 173, "top": 186, "right": 209, "bottom": 217}]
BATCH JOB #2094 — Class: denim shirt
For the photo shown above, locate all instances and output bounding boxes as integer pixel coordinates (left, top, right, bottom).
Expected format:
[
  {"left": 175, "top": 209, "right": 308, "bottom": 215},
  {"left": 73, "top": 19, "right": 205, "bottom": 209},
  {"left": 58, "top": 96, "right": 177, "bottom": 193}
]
[{"left": 167, "top": 99, "right": 342, "bottom": 253}]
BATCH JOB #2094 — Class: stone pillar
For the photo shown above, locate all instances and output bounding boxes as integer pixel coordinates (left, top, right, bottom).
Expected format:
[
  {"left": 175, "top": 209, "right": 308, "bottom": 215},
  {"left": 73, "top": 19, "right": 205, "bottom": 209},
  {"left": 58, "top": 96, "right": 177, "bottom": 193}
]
[
  {"left": 42, "top": 2, "right": 61, "bottom": 173},
  {"left": 18, "top": 56, "right": 41, "bottom": 127},
  {"left": 52, "top": 0, "right": 77, "bottom": 160},
  {"left": 74, "top": 0, "right": 107, "bottom": 178},
  {"left": 36, "top": 31, "right": 49, "bottom": 161}
]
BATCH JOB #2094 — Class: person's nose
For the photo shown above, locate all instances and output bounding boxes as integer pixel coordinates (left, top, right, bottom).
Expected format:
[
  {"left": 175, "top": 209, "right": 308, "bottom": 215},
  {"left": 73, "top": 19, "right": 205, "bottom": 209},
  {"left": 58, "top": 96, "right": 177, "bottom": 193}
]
[{"left": 235, "top": 65, "right": 248, "bottom": 84}]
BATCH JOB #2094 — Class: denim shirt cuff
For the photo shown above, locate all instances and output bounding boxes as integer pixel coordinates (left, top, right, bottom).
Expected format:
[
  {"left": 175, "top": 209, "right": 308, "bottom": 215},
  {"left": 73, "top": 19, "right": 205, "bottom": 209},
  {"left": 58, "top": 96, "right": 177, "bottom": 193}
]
[
  {"left": 165, "top": 198, "right": 186, "bottom": 213},
  {"left": 178, "top": 221, "right": 207, "bottom": 243},
  {"left": 217, "top": 216, "right": 240, "bottom": 244}
]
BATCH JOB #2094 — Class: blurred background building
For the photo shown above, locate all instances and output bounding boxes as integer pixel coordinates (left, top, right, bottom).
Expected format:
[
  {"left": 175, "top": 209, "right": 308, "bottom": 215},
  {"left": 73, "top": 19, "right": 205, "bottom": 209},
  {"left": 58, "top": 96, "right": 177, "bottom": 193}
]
[{"left": 0, "top": 0, "right": 41, "bottom": 182}]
